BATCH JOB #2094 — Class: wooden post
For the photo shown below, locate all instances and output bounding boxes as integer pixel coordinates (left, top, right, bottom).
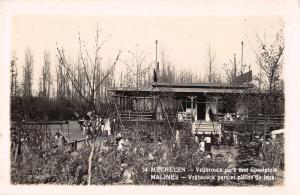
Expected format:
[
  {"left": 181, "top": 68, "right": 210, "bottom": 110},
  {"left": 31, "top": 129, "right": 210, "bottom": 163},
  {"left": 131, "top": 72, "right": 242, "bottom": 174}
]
[
  {"left": 188, "top": 96, "right": 197, "bottom": 121},
  {"left": 67, "top": 121, "right": 70, "bottom": 140},
  {"left": 214, "top": 96, "right": 221, "bottom": 121},
  {"left": 75, "top": 139, "right": 78, "bottom": 150},
  {"left": 45, "top": 124, "right": 47, "bottom": 140}
]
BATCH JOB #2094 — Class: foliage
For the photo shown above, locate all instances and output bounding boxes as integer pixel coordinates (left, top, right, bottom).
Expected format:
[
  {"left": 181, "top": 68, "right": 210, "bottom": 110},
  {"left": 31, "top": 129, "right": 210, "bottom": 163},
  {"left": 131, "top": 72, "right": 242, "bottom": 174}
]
[
  {"left": 11, "top": 122, "right": 230, "bottom": 185},
  {"left": 11, "top": 117, "right": 283, "bottom": 186}
]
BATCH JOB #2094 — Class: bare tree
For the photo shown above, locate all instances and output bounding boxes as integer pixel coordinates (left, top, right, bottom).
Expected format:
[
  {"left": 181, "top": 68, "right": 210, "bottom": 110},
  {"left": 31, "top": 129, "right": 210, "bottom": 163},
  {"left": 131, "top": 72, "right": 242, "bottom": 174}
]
[
  {"left": 159, "top": 48, "right": 176, "bottom": 83},
  {"left": 253, "top": 54, "right": 264, "bottom": 92},
  {"left": 57, "top": 25, "right": 121, "bottom": 185},
  {"left": 39, "top": 51, "right": 52, "bottom": 99},
  {"left": 205, "top": 44, "right": 216, "bottom": 83},
  {"left": 96, "top": 58, "right": 116, "bottom": 104},
  {"left": 223, "top": 53, "right": 238, "bottom": 84},
  {"left": 56, "top": 25, "right": 121, "bottom": 111},
  {"left": 23, "top": 48, "right": 33, "bottom": 97},
  {"left": 121, "top": 45, "right": 152, "bottom": 93},
  {"left": 10, "top": 55, "right": 18, "bottom": 97},
  {"left": 56, "top": 56, "right": 68, "bottom": 100},
  {"left": 256, "top": 28, "right": 284, "bottom": 92},
  {"left": 176, "top": 68, "right": 202, "bottom": 83}
]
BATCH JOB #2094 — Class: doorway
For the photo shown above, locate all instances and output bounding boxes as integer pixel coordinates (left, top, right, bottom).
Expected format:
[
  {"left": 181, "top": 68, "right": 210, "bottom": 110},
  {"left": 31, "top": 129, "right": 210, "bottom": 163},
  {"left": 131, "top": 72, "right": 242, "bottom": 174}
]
[{"left": 197, "top": 103, "right": 206, "bottom": 120}]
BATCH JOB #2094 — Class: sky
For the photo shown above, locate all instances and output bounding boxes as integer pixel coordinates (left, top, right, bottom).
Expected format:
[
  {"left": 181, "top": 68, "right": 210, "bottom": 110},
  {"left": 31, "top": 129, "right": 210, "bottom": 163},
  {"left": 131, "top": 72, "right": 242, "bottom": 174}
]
[{"left": 11, "top": 15, "right": 283, "bottom": 93}]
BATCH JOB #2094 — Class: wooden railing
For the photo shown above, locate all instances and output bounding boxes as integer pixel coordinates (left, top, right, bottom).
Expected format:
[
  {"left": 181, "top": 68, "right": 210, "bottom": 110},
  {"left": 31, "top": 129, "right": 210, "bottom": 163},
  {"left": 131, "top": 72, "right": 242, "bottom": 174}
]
[
  {"left": 119, "top": 110, "right": 154, "bottom": 121},
  {"left": 19, "top": 120, "right": 71, "bottom": 140},
  {"left": 217, "top": 113, "right": 284, "bottom": 125},
  {"left": 247, "top": 114, "right": 285, "bottom": 125},
  {"left": 20, "top": 121, "right": 69, "bottom": 125},
  {"left": 119, "top": 110, "right": 284, "bottom": 125}
]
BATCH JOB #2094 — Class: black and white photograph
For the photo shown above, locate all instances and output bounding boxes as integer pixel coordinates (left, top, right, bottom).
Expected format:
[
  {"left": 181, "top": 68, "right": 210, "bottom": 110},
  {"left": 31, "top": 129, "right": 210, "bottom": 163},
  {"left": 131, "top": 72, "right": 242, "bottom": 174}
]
[{"left": 1, "top": 0, "right": 300, "bottom": 194}]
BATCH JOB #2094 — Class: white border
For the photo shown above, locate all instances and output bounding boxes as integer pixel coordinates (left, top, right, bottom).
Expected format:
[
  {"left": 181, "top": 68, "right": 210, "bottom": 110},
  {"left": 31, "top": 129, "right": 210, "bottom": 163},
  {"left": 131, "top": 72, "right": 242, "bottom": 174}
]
[{"left": 1, "top": 0, "right": 300, "bottom": 194}]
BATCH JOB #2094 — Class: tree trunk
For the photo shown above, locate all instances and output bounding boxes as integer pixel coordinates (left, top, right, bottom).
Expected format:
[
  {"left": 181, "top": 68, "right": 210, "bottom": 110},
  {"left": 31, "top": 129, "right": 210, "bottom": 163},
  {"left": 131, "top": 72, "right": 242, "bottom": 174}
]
[{"left": 87, "top": 145, "right": 94, "bottom": 185}]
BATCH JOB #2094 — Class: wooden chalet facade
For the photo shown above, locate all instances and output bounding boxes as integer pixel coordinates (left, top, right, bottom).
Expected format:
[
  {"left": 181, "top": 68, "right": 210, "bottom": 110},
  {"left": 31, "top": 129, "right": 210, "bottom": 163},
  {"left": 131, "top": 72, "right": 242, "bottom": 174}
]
[{"left": 109, "top": 82, "right": 280, "bottom": 135}]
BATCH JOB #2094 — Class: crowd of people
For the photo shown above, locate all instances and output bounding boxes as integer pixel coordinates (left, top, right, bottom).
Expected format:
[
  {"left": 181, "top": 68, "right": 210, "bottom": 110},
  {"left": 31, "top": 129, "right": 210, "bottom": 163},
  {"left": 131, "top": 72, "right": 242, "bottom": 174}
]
[{"left": 75, "top": 110, "right": 116, "bottom": 146}]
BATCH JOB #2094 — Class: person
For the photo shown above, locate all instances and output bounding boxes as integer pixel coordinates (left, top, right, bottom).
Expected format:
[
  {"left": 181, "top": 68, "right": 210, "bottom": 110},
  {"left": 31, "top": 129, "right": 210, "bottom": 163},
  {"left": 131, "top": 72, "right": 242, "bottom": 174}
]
[
  {"left": 112, "top": 118, "right": 116, "bottom": 135},
  {"left": 204, "top": 136, "right": 212, "bottom": 152},
  {"left": 95, "top": 117, "right": 102, "bottom": 136},
  {"left": 199, "top": 138, "right": 205, "bottom": 152},
  {"left": 236, "top": 114, "right": 245, "bottom": 121},
  {"left": 78, "top": 115, "right": 89, "bottom": 135},
  {"left": 115, "top": 132, "right": 123, "bottom": 146},
  {"left": 233, "top": 132, "right": 238, "bottom": 145},
  {"left": 85, "top": 125, "right": 94, "bottom": 146},
  {"left": 104, "top": 118, "right": 111, "bottom": 136},
  {"left": 224, "top": 113, "right": 233, "bottom": 122},
  {"left": 216, "top": 134, "right": 221, "bottom": 146},
  {"left": 205, "top": 105, "right": 210, "bottom": 122},
  {"left": 210, "top": 132, "right": 215, "bottom": 145},
  {"left": 175, "top": 130, "right": 180, "bottom": 145},
  {"left": 206, "top": 152, "right": 212, "bottom": 159},
  {"left": 55, "top": 129, "right": 69, "bottom": 148},
  {"left": 117, "top": 137, "right": 127, "bottom": 151},
  {"left": 156, "top": 107, "right": 163, "bottom": 120},
  {"left": 209, "top": 108, "right": 214, "bottom": 121},
  {"left": 194, "top": 136, "right": 199, "bottom": 144},
  {"left": 81, "top": 119, "right": 93, "bottom": 146},
  {"left": 229, "top": 133, "right": 234, "bottom": 146},
  {"left": 178, "top": 113, "right": 183, "bottom": 121},
  {"left": 86, "top": 110, "right": 95, "bottom": 120},
  {"left": 101, "top": 118, "right": 105, "bottom": 134}
]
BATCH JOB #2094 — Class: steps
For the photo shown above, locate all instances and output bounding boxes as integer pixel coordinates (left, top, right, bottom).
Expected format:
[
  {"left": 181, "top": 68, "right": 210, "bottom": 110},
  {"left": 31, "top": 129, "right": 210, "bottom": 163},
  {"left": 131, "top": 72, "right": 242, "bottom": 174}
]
[{"left": 192, "top": 121, "right": 221, "bottom": 134}]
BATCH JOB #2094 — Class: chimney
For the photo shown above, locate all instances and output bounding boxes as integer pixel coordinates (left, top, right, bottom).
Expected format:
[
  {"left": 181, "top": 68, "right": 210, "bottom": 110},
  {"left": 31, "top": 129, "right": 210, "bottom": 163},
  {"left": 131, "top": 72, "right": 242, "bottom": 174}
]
[
  {"left": 241, "top": 41, "right": 244, "bottom": 75},
  {"left": 154, "top": 40, "right": 159, "bottom": 82}
]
